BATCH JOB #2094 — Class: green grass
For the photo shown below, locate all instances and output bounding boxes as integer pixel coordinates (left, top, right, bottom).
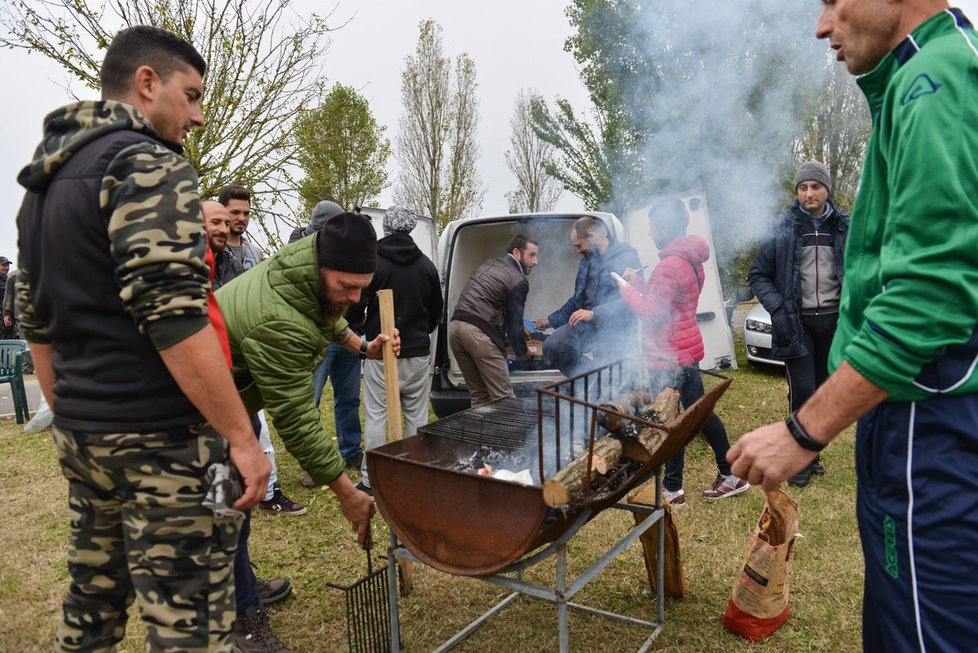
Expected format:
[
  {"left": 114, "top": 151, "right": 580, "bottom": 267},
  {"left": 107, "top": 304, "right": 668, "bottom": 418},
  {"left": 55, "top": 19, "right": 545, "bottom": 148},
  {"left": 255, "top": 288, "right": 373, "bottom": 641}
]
[{"left": 0, "top": 353, "right": 863, "bottom": 652}]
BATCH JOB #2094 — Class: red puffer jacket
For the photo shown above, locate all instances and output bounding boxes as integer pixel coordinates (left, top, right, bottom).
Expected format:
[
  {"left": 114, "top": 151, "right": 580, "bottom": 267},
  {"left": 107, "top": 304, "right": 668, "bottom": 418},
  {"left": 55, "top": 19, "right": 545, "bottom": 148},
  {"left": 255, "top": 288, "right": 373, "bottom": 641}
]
[{"left": 621, "top": 235, "right": 709, "bottom": 368}]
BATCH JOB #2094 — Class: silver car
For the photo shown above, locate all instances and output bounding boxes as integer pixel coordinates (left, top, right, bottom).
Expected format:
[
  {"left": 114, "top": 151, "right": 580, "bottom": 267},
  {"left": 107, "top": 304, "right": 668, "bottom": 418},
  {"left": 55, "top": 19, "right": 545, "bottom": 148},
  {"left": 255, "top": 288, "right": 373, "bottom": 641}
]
[{"left": 743, "top": 303, "right": 784, "bottom": 367}]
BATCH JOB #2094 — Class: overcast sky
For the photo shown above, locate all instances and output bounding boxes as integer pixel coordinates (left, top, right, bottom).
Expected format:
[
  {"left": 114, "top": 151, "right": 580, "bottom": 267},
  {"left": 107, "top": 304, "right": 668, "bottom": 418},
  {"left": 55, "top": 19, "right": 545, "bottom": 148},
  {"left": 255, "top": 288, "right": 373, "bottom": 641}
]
[{"left": 2, "top": 0, "right": 977, "bottom": 256}]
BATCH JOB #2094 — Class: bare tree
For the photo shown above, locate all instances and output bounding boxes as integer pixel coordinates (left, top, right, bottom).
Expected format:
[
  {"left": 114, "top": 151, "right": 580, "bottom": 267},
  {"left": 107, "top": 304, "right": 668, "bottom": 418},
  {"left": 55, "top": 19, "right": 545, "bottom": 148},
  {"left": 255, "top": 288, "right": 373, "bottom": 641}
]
[
  {"left": 392, "top": 19, "right": 484, "bottom": 229},
  {"left": 0, "top": 0, "right": 334, "bottom": 246},
  {"left": 505, "top": 89, "right": 562, "bottom": 213},
  {"left": 791, "top": 57, "right": 871, "bottom": 212}
]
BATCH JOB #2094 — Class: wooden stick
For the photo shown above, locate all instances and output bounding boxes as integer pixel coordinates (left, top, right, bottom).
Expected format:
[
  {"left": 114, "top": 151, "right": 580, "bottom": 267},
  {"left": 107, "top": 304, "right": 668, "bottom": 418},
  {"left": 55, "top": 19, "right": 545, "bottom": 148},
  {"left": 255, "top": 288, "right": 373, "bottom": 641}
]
[
  {"left": 377, "top": 289, "right": 412, "bottom": 593},
  {"left": 378, "top": 290, "right": 402, "bottom": 441}
]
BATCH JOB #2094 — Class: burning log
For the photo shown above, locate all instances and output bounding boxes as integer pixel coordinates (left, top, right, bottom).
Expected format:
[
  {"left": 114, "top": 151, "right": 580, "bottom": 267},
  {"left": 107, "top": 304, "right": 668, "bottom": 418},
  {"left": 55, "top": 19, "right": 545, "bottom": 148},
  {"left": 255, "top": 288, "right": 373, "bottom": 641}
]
[
  {"left": 542, "top": 436, "right": 623, "bottom": 508},
  {"left": 622, "top": 388, "right": 680, "bottom": 462},
  {"left": 596, "top": 391, "right": 653, "bottom": 432}
]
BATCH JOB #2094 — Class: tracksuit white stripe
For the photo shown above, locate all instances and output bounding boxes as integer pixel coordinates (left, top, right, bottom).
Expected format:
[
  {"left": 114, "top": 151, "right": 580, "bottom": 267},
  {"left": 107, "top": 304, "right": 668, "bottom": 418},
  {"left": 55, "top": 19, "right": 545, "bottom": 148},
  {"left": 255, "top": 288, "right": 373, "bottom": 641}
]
[
  {"left": 906, "top": 402, "right": 926, "bottom": 652},
  {"left": 948, "top": 8, "right": 978, "bottom": 59}
]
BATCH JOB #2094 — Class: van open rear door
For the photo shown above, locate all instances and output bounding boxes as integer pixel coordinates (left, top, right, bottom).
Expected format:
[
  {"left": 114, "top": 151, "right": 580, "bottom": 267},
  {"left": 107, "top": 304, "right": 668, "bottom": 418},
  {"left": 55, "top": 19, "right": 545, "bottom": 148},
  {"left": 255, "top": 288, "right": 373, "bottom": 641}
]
[{"left": 621, "top": 189, "right": 737, "bottom": 371}]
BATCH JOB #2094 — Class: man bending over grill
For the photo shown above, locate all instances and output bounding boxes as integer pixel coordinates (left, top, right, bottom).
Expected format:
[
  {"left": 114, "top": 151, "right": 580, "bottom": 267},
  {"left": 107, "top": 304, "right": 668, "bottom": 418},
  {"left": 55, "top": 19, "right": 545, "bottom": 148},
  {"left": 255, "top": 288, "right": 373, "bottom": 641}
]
[{"left": 450, "top": 235, "right": 539, "bottom": 407}]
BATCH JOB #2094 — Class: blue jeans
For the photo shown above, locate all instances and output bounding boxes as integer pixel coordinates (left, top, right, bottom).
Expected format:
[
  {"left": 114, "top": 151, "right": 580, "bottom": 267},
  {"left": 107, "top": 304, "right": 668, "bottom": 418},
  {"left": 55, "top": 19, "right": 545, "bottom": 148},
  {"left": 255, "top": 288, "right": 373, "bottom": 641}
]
[
  {"left": 313, "top": 343, "right": 363, "bottom": 461},
  {"left": 649, "top": 366, "right": 732, "bottom": 492}
]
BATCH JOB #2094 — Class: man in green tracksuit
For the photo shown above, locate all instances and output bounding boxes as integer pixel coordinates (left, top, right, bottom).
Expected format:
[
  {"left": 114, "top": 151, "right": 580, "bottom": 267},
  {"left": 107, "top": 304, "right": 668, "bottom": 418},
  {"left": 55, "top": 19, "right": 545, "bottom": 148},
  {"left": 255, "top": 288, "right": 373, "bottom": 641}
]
[{"left": 729, "top": 2, "right": 978, "bottom": 650}]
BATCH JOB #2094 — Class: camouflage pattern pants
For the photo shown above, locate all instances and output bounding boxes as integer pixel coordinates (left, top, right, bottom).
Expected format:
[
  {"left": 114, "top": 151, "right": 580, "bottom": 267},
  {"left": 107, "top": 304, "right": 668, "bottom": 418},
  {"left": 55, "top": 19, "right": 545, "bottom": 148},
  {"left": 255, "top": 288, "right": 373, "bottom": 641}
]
[{"left": 51, "top": 424, "right": 241, "bottom": 652}]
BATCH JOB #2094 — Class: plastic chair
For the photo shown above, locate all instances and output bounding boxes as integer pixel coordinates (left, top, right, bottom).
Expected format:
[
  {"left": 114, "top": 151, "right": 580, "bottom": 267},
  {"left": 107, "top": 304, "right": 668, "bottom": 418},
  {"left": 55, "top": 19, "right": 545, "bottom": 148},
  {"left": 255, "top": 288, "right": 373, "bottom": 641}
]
[{"left": 0, "top": 340, "right": 31, "bottom": 424}]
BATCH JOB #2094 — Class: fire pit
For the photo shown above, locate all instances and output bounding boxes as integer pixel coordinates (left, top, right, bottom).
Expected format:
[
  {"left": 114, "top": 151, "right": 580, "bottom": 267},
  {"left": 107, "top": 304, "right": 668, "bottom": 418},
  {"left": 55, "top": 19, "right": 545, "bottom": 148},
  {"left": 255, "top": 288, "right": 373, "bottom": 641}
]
[{"left": 366, "top": 361, "right": 730, "bottom": 576}]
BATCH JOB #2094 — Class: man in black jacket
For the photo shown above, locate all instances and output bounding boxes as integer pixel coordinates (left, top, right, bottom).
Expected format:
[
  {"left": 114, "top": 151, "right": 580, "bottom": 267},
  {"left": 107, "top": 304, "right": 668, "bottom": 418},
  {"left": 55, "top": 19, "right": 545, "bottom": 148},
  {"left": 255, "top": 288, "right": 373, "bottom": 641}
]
[
  {"left": 747, "top": 160, "right": 849, "bottom": 488},
  {"left": 450, "top": 235, "right": 539, "bottom": 407},
  {"left": 356, "top": 207, "right": 443, "bottom": 493}
]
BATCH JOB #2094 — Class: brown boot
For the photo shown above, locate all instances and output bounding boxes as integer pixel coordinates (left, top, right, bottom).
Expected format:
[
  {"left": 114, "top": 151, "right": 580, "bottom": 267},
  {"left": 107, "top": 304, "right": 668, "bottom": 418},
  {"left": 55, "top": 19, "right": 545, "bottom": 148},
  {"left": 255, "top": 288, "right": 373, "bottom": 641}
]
[{"left": 233, "top": 605, "right": 292, "bottom": 653}]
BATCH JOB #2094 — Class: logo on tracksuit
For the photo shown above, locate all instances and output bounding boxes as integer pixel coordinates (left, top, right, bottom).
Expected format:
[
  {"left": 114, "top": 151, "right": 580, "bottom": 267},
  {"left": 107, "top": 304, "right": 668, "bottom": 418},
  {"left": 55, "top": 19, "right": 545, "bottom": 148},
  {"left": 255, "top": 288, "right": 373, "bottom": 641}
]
[
  {"left": 883, "top": 513, "right": 899, "bottom": 579},
  {"left": 900, "top": 73, "right": 942, "bottom": 106}
]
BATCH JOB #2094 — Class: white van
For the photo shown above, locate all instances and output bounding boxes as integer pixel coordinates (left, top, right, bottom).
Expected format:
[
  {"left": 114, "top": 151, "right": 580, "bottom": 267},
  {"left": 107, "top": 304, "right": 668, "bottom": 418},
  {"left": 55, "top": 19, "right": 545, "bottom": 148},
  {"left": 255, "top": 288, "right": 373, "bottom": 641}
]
[{"left": 429, "top": 189, "right": 736, "bottom": 417}]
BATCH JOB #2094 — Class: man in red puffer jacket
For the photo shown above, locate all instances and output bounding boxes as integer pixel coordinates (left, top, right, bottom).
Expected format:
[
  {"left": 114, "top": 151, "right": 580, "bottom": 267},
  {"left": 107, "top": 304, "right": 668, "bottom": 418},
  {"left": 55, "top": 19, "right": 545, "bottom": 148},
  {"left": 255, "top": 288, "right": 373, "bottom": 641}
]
[{"left": 619, "top": 197, "right": 749, "bottom": 506}]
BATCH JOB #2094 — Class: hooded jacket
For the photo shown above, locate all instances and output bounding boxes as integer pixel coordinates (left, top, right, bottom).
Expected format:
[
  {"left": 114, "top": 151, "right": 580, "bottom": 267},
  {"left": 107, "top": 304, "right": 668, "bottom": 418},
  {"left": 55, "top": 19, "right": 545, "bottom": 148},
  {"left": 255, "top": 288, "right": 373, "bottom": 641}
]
[
  {"left": 15, "top": 100, "right": 211, "bottom": 431},
  {"left": 622, "top": 235, "right": 709, "bottom": 368},
  {"left": 216, "top": 236, "right": 350, "bottom": 485},
  {"left": 748, "top": 200, "right": 849, "bottom": 360},
  {"left": 363, "top": 232, "right": 442, "bottom": 358}
]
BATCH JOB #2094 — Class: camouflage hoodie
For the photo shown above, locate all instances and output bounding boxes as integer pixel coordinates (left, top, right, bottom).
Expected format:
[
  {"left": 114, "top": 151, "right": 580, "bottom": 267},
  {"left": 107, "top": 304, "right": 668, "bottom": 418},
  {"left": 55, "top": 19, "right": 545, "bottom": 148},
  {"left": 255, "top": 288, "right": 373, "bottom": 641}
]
[{"left": 16, "top": 100, "right": 211, "bottom": 431}]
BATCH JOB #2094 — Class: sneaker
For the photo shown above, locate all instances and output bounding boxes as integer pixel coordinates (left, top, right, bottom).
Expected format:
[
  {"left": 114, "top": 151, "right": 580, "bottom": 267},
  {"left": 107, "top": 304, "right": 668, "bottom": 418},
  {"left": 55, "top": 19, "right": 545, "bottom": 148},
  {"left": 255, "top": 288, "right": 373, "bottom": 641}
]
[
  {"left": 257, "top": 485, "right": 308, "bottom": 516},
  {"left": 234, "top": 605, "right": 292, "bottom": 653},
  {"left": 703, "top": 474, "right": 751, "bottom": 500},
  {"left": 299, "top": 471, "right": 316, "bottom": 489},
  {"left": 257, "top": 577, "right": 292, "bottom": 606},
  {"left": 788, "top": 464, "right": 815, "bottom": 488},
  {"left": 662, "top": 487, "right": 686, "bottom": 506},
  {"left": 355, "top": 480, "right": 373, "bottom": 497},
  {"left": 344, "top": 452, "right": 364, "bottom": 470}
]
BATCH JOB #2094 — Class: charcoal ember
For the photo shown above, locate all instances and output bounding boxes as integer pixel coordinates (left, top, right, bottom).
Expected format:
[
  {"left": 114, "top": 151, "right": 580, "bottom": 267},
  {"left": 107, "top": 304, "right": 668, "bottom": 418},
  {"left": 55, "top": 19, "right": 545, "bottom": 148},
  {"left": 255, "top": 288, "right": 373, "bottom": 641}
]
[{"left": 451, "top": 446, "right": 529, "bottom": 475}]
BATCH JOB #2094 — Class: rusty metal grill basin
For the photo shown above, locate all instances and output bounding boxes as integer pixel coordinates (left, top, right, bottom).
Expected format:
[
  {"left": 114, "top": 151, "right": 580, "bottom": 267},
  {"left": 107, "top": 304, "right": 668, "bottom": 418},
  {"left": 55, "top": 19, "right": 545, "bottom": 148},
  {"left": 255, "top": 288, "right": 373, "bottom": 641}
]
[{"left": 367, "top": 364, "right": 731, "bottom": 576}]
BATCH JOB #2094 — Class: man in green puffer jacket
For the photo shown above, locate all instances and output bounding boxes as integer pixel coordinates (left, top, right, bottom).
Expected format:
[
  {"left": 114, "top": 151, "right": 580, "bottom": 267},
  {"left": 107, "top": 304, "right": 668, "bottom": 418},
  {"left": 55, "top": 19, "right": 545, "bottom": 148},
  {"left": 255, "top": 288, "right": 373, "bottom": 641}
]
[{"left": 217, "top": 213, "right": 400, "bottom": 548}]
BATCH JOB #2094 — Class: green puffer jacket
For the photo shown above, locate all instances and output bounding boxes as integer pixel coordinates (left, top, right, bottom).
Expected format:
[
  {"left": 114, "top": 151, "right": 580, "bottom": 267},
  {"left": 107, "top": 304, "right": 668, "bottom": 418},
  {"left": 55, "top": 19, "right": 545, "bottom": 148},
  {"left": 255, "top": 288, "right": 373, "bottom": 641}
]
[{"left": 216, "top": 236, "right": 349, "bottom": 485}]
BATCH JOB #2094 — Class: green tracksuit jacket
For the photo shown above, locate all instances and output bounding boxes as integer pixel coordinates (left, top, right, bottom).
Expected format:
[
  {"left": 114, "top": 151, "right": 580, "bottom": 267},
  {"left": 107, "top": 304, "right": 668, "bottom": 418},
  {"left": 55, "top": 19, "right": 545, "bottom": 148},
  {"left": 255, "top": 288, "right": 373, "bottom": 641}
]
[{"left": 828, "top": 9, "right": 978, "bottom": 402}]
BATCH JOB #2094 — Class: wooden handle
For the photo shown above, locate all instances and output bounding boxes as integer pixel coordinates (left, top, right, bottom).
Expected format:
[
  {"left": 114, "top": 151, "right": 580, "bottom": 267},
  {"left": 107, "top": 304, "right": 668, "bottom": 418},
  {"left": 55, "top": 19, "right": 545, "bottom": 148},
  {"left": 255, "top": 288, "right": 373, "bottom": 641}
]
[{"left": 378, "top": 289, "right": 403, "bottom": 442}]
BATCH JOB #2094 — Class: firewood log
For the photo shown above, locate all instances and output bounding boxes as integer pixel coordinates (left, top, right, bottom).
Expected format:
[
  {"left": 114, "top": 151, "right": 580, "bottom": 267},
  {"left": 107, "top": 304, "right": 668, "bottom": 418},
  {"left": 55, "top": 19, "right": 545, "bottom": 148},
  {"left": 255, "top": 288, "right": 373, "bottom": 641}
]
[
  {"left": 596, "top": 391, "right": 653, "bottom": 432},
  {"left": 639, "top": 387, "right": 681, "bottom": 424},
  {"left": 542, "top": 436, "right": 623, "bottom": 507}
]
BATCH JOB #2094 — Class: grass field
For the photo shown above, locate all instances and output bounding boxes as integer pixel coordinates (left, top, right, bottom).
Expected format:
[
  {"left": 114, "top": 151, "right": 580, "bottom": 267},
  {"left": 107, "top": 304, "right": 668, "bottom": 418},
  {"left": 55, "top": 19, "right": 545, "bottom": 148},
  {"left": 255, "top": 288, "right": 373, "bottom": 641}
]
[{"left": 0, "top": 355, "right": 863, "bottom": 652}]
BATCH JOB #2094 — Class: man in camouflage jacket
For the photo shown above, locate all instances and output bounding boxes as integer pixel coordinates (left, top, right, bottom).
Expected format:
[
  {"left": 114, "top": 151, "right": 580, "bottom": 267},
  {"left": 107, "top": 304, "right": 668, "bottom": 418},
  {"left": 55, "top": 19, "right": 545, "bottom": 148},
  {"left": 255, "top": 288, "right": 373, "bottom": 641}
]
[{"left": 14, "top": 26, "right": 269, "bottom": 652}]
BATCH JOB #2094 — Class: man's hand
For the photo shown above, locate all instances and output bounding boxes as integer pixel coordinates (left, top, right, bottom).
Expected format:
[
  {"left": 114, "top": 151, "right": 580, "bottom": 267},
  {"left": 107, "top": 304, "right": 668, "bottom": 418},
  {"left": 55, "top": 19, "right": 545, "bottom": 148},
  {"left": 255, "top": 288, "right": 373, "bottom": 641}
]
[
  {"left": 533, "top": 317, "right": 551, "bottom": 330},
  {"left": 366, "top": 327, "right": 401, "bottom": 359},
  {"left": 568, "top": 308, "right": 594, "bottom": 326},
  {"left": 330, "top": 473, "right": 376, "bottom": 547},
  {"left": 3, "top": 315, "right": 11, "bottom": 327},
  {"left": 727, "top": 422, "right": 817, "bottom": 491},
  {"left": 622, "top": 267, "right": 639, "bottom": 283},
  {"left": 228, "top": 439, "right": 272, "bottom": 510}
]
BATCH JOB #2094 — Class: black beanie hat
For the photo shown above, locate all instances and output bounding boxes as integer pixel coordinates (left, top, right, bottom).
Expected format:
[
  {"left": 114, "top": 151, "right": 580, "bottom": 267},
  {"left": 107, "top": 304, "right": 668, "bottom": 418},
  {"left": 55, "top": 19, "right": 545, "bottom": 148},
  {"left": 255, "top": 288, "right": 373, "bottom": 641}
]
[{"left": 316, "top": 212, "right": 377, "bottom": 273}]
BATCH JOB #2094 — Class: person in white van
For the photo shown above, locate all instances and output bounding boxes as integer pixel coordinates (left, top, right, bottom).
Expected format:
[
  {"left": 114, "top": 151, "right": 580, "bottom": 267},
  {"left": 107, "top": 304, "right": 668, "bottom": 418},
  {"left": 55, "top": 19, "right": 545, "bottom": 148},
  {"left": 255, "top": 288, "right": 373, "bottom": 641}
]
[{"left": 449, "top": 235, "right": 539, "bottom": 406}]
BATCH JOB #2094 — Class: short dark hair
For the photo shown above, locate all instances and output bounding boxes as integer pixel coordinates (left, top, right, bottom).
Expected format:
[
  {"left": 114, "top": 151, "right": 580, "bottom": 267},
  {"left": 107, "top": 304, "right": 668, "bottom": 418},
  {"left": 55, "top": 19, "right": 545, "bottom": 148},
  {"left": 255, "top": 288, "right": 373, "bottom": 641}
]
[
  {"left": 648, "top": 197, "right": 689, "bottom": 237},
  {"left": 100, "top": 26, "right": 207, "bottom": 98},
  {"left": 506, "top": 234, "right": 537, "bottom": 255},
  {"left": 573, "top": 216, "right": 609, "bottom": 240},
  {"left": 217, "top": 185, "right": 251, "bottom": 207}
]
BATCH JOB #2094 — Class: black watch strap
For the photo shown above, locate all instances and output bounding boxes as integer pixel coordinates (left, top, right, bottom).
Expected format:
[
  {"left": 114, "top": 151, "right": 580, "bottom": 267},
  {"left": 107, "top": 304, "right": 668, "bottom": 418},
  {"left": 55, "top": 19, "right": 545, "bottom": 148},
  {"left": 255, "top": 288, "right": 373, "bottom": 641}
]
[
  {"left": 785, "top": 410, "right": 826, "bottom": 452},
  {"left": 358, "top": 338, "right": 369, "bottom": 360}
]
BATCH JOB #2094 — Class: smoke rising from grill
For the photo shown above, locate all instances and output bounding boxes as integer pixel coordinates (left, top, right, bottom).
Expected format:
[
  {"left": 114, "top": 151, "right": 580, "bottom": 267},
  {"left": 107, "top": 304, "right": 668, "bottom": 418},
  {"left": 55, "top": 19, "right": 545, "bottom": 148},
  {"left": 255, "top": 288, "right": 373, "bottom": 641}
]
[{"left": 609, "top": 1, "right": 829, "bottom": 248}]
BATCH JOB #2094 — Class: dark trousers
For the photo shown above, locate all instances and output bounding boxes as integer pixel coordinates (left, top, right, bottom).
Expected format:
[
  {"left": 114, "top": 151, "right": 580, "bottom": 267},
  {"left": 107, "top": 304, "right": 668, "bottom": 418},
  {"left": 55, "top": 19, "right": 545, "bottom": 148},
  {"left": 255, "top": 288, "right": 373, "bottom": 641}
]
[
  {"left": 784, "top": 313, "right": 837, "bottom": 466},
  {"left": 651, "top": 366, "right": 732, "bottom": 492},
  {"left": 857, "top": 394, "right": 978, "bottom": 651},
  {"left": 233, "top": 413, "right": 262, "bottom": 613}
]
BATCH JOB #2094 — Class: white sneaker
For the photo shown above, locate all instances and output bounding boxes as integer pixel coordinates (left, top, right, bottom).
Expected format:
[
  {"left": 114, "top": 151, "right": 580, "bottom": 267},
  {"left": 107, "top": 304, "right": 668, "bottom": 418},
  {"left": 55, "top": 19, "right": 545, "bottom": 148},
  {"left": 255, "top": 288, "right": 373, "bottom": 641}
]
[{"left": 662, "top": 487, "right": 686, "bottom": 506}]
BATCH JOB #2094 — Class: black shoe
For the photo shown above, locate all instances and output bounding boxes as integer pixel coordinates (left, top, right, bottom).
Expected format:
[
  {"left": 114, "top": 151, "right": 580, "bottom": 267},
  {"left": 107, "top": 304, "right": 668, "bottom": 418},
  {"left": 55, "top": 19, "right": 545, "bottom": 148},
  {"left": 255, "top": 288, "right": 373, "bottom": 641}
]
[
  {"left": 810, "top": 460, "right": 826, "bottom": 476},
  {"left": 345, "top": 452, "right": 364, "bottom": 469},
  {"left": 788, "top": 465, "right": 815, "bottom": 488},
  {"left": 234, "top": 605, "right": 292, "bottom": 653},
  {"left": 257, "top": 577, "right": 292, "bottom": 606},
  {"left": 355, "top": 480, "right": 373, "bottom": 497}
]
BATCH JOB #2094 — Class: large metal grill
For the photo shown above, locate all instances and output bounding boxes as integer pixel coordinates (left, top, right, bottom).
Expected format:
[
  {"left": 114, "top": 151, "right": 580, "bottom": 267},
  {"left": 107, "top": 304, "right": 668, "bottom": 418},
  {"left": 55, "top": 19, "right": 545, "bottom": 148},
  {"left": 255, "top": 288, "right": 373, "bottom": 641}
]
[{"left": 367, "top": 361, "right": 730, "bottom": 576}]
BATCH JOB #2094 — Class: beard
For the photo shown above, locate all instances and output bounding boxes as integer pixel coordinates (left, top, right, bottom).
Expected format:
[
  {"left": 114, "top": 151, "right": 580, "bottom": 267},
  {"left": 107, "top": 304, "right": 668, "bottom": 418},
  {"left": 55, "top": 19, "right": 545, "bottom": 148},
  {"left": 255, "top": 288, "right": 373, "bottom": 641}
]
[{"left": 323, "top": 298, "right": 348, "bottom": 325}]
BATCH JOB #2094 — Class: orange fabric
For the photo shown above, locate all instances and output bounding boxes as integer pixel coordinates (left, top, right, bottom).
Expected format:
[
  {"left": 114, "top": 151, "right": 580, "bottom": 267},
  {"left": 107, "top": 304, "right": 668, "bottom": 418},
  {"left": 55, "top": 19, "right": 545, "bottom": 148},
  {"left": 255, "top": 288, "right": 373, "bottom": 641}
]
[
  {"left": 722, "top": 599, "right": 790, "bottom": 642},
  {"left": 205, "top": 248, "right": 233, "bottom": 368}
]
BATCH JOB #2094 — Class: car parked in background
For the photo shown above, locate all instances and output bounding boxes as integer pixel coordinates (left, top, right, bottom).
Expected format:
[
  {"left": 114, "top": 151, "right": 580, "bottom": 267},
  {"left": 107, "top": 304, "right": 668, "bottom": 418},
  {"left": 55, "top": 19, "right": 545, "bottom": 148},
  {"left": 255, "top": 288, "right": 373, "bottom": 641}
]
[{"left": 742, "top": 303, "right": 784, "bottom": 367}]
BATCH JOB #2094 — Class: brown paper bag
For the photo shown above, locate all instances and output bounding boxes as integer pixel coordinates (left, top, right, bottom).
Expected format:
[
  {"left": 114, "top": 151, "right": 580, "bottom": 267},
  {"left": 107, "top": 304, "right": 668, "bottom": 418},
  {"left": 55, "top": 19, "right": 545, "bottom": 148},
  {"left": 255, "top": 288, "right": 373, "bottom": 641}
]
[{"left": 722, "top": 489, "right": 800, "bottom": 641}]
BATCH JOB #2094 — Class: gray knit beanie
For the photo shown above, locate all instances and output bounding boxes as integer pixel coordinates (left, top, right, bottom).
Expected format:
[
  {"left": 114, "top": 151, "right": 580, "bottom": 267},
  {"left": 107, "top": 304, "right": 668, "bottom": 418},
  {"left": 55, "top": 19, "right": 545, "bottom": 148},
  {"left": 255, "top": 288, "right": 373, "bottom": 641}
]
[
  {"left": 794, "top": 161, "right": 832, "bottom": 193},
  {"left": 383, "top": 206, "right": 418, "bottom": 234},
  {"left": 307, "top": 200, "right": 344, "bottom": 237}
]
